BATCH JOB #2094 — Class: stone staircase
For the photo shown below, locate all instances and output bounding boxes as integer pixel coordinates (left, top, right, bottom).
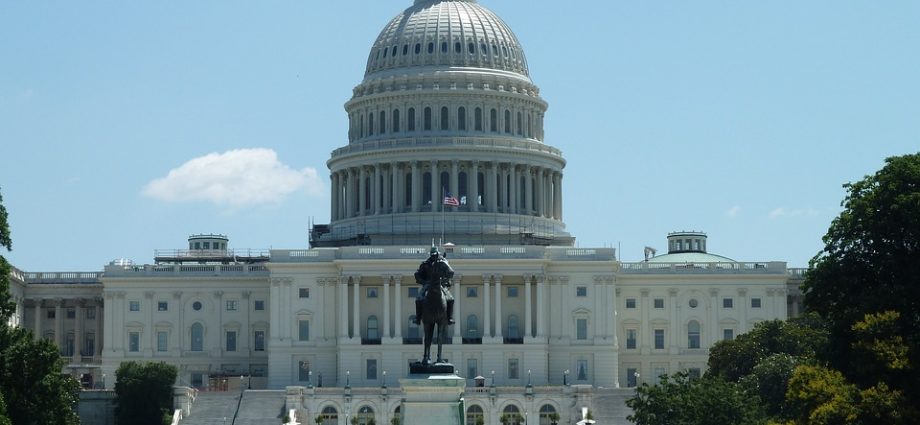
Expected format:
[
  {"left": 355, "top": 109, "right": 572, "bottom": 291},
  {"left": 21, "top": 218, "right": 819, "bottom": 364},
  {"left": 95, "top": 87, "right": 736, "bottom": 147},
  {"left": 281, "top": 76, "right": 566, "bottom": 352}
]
[
  {"left": 592, "top": 388, "right": 636, "bottom": 425},
  {"left": 179, "top": 392, "right": 242, "bottom": 425},
  {"left": 233, "top": 390, "right": 286, "bottom": 425}
]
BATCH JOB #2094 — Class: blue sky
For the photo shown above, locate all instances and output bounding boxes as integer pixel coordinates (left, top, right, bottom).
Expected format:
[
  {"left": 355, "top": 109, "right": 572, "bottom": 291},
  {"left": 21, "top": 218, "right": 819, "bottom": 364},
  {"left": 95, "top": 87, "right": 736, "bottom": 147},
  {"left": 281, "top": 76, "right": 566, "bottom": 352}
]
[{"left": 1, "top": 0, "right": 917, "bottom": 271}]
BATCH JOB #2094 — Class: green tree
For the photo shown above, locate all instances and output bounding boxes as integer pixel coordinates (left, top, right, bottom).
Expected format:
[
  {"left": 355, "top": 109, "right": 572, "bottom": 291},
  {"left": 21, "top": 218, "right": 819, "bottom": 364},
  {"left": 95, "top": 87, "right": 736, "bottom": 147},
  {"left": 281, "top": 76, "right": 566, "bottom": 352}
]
[
  {"left": 0, "top": 188, "right": 81, "bottom": 424},
  {"left": 0, "top": 392, "right": 11, "bottom": 425},
  {"left": 627, "top": 372, "right": 766, "bottom": 425},
  {"left": 803, "top": 153, "right": 920, "bottom": 392},
  {"left": 114, "top": 361, "right": 178, "bottom": 425},
  {"left": 784, "top": 364, "right": 859, "bottom": 425}
]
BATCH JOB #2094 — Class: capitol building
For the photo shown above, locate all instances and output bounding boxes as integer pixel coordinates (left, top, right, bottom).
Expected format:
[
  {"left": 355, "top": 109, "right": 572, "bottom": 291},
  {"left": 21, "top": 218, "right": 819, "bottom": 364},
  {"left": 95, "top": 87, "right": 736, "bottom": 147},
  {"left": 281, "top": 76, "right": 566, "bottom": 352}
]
[{"left": 5, "top": 1, "right": 804, "bottom": 424}]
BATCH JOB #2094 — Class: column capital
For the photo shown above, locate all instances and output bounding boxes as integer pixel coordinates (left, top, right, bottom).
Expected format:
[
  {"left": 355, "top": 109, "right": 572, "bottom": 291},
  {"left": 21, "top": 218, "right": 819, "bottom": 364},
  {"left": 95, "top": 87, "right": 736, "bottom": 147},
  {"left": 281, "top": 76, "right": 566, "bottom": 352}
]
[
  {"left": 482, "top": 274, "right": 492, "bottom": 283},
  {"left": 493, "top": 274, "right": 503, "bottom": 284},
  {"left": 241, "top": 291, "right": 252, "bottom": 299},
  {"left": 738, "top": 288, "right": 748, "bottom": 296},
  {"left": 172, "top": 291, "right": 183, "bottom": 300},
  {"left": 667, "top": 288, "right": 679, "bottom": 296},
  {"left": 144, "top": 291, "right": 155, "bottom": 299},
  {"left": 640, "top": 288, "right": 650, "bottom": 297},
  {"left": 709, "top": 288, "right": 719, "bottom": 297}
]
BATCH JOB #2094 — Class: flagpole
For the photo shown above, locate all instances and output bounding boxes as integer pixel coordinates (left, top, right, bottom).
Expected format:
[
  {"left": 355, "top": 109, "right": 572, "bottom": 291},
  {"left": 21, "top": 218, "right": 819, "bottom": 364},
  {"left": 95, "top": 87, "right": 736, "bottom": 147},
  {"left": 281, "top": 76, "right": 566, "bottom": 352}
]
[{"left": 441, "top": 186, "right": 446, "bottom": 247}]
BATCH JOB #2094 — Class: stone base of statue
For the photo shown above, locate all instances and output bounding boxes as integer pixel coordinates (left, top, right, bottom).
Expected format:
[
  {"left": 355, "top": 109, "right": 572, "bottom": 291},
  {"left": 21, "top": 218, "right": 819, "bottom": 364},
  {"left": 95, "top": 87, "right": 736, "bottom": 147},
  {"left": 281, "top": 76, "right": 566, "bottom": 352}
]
[{"left": 399, "top": 366, "right": 465, "bottom": 425}]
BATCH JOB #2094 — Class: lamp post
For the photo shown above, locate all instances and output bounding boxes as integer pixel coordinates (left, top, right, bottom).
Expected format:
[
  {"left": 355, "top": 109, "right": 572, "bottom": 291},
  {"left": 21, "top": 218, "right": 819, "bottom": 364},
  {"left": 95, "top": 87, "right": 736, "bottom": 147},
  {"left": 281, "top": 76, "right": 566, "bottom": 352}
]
[
  {"left": 382, "top": 370, "right": 387, "bottom": 388},
  {"left": 527, "top": 369, "right": 532, "bottom": 387},
  {"left": 491, "top": 370, "right": 496, "bottom": 387},
  {"left": 563, "top": 370, "right": 569, "bottom": 386},
  {"left": 308, "top": 371, "right": 313, "bottom": 389},
  {"left": 346, "top": 370, "right": 350, "bottom": 388}
]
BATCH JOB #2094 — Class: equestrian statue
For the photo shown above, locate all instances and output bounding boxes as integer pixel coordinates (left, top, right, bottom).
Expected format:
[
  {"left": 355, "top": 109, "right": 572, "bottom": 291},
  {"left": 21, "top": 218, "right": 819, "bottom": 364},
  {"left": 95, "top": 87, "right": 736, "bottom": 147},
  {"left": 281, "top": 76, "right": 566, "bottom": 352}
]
[{"left": 413, "top": 246, "right": 455, "bottom": 366}]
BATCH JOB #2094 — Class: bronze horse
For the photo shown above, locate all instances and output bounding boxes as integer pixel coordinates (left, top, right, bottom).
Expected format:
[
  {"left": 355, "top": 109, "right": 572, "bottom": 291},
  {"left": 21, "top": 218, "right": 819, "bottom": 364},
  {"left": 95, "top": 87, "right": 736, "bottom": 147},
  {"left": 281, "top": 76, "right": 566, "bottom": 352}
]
[{"left": 420, "top": 259, "right": 452, "bottom": 365}]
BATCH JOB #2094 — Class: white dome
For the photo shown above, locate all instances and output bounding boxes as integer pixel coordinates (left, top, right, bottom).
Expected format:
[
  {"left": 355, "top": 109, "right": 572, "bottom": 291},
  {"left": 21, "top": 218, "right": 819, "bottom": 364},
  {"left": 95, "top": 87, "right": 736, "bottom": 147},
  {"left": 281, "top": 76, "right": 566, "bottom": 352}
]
[{"left": 365, "top": 0, "right": 529, "bottom": 78}]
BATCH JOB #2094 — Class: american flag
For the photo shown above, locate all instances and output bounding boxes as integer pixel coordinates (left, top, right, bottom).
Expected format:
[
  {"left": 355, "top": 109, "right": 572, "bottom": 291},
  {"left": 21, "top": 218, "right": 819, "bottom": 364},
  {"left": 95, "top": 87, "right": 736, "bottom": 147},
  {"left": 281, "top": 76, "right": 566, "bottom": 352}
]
[{"left": 443, "top": 194, "right": 460, "bottom": 206}]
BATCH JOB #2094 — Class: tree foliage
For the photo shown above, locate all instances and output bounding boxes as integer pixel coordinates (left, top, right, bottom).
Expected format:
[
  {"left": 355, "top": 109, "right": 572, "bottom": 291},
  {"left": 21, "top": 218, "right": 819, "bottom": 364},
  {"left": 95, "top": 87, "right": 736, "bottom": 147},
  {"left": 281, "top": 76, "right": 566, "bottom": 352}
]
[
  {"left": 627, "top": 372, "right": 765, "bottom": 425},
  {"left": 0, "top": 188, "right": 16, "bottom": 321},
  {"left": 0, "top": 392, "right": 11, "bottom": 425},
  {"left": 114, "top": 361, "right": 178, "bottom": 425}
]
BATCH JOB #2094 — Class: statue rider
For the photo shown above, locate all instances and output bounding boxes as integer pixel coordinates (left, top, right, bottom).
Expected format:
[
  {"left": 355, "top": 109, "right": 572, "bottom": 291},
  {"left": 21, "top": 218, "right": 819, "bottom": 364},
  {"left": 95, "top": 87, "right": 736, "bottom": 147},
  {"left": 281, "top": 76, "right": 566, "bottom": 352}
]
[{"left": 413, "top": 246, "right": 455, "bottom": 325}]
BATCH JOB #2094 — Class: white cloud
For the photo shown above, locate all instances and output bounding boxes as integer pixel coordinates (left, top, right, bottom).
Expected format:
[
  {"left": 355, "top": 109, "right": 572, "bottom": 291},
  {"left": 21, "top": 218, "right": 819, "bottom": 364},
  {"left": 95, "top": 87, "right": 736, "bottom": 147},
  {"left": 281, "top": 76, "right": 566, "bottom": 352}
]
[
  {"left": 724, "top": 205, "right": 742, "bottom": 219},
  {"left": 769, "top": 207, "right": 820, "bottom": 219},
  {"left": 143, "top": 148, "right": 323, "bottom": 207}
]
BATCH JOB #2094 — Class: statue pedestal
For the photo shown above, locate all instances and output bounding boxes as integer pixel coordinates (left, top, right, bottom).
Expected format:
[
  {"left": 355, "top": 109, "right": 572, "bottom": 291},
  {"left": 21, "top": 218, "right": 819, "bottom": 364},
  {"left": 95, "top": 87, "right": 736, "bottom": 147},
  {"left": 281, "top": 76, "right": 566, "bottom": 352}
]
[{"left": 399, "top": 372, "right": 465, "bottom": 425}]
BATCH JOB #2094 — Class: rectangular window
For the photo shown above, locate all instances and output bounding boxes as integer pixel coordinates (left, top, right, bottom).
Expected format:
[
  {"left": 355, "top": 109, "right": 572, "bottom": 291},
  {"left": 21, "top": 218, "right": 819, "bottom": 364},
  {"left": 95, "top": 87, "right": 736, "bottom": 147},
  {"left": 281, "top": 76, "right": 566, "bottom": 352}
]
[
  {"left": 653, "top": 298, "right": 664, "bottom": 309},
  {"left": 408, "top": 287, "right": 419, "bottom": 298},
  {"left": 129, "top": 301, "right": 140, "bottom": 312},
  {"left": 254, "top": 330, "right": 265, "bottom": 351},
  {"left": 86, "top": 307, "right": 96, "bottom": 319},
  {"left": 84, "top": 333, "right": 95, "bottom": 355},
  {"left": 626, "top": 329, "right": 637, "bottom": 349},
  {"left": 508, "top": 359, "right": 519, "bottom": 380},
  {"left": 226, "top": 300, "right": 238, "bottom": 311},
  {"left": 158, "top": 301, "right": 168, "bottom": 311},
  {"left": 576, "top": 318, "right": 588, "bottom": 340},
  {"left": 157, "top": 331, "right": 168, "bottom": 352},
  {"left": 66, "top": 308, "right": 75, "bottom": 319},
  {"left": 366, "top": 359, "right": 378, "bottom": 380},
  {"left": 299, "top": 361, "right": 310, "bottom": 382},
  {"left": 47, "top": 309, "right": 55, "bottom": 319},
  {"left": 723, "top": 298, "right": 733, "bottom": 308},
  {"left": 129, "top": 332, "right": 140, "bottom": 352},
  {"left": 466, "top": 287, "right": 478, "bottom": 298},
  {"left": 367, "top": 288, "right": 378, "bottom": 298},
  {"left": 576, "top": 287, "right": 587, "bottom": 297},
  {"left": 751, "top": 298, "right": 762, "bottom": 308},
  {"left": 507, "top": 287, "right": 518, "bottom": 297},
  {"left": 654, "top": 329, "right": 665, "bottom": 349},
  {"left": 226, "top": 331, "right": 237, "bottom": 352},
  {"left": 688, "top": 368, "right": 702, "bottom": 380},
  {"left": 625, "top": 298, "right": 637, "bottom": 309},
  {"left": 626, "top": 368, "right": 637, "bottom": 387},
  {"left": 577, "top": 360, "right": 588, "bottom": 381},
  {"left": 254, "top": 300, "right": 265, "bottom": 311},
  {"left": 298, "top": 320, "right": 310, "bottom": 342},
  {"left": 654, "top": 367, "right": 667, "bottom": 384},
  {"left": 723, "top": 329, "right": 734, "bottom": 341},
  {"left": 467, "top": 358, "right": 478, "bottom": 380},
  {"left": 299, "top": 288, "right": 310, "bottom": 298}
]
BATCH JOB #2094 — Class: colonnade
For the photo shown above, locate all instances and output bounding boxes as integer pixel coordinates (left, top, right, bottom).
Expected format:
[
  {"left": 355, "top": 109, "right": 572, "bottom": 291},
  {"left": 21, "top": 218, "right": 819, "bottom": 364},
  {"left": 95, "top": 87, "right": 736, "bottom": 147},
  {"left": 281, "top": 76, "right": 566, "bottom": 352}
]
[
  {"left": 330, "top": 161, "right": 562, "bottom": 222},
  {"left": 337, "top": 273, "right": 548, "bottom": 342},
  {"left": 28, "top": 298, "right": 103, "bottom": 363}
]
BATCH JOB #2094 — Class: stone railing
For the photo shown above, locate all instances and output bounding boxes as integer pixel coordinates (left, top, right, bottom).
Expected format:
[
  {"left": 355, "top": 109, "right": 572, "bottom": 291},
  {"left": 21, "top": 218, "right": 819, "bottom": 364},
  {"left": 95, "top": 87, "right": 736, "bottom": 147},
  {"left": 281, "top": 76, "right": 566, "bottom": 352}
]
[
  {"left": 620, "top": 261, "right": 787, "bottom": 274},
  {"left": 103, "top": 264, "right": 269, "bottom": 277},
  {"left": 272, "top": 246, "right": 616, "bottom": 263},
  {"left": 22, "top": 272, "right": 103, "bottom": 284},
  {"left": 330, "top": 136, "right": 563, "bottom": 159},
  {"left": 787, "top": 268, "right": 808, "bottom": 278}
]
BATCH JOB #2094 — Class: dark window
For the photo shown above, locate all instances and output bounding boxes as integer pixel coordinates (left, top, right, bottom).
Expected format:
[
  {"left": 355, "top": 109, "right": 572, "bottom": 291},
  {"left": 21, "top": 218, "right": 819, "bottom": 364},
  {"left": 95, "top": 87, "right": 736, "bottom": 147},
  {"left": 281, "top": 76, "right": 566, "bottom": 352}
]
[
  {"left": 158, "top": 301, "right": 168, "bottom": 311},
  {"left": 415, "top": 43, "right": 421, "bottom": 54},
  {"left": 368, "top": 113, "right": 374, "bottom": 136},
  {"left": 654, "top": 329, "right": 665, "bottom": 349},
  {"left": 474, "top": 108, "right": 483, "bottom": 131},
  {"left": 392, "top": 109, "right": 400, "bottom": 133},
  {"left": 480, "top": 43, "right": 488, "bottom": 55},
  {"left": 299, "top": 288, "right": 310, "bottom": 298},
  {"left": 626, "top": 298, "right": 637, "bottom": 308},
  {"left": 392, "top": 45, "right": 398, "bottom": 57},
  {"left": 428, "top": 42, "right": 434, "bottom": 54},
  {"left": 379, "top": 111, "right": 386, "bottom": 134},
  {"left": 441, "top": 42, "right": 448, "bottom": 53},
  {"left": 468, "top": 43, "right": 475, "bottom": 54},
  {"left": 254, "top": 330, "right": 265, "bottom": 351},
  {"left": 654, "top": 298, "right": 664, "bottom": 309},
  {"left": 490, "top": 109, "right": 498, "bottom": 132},
  {"left": 383, "top": 47, "right": 389, "bottom": 58},
  {"left": 408, "top": 108, "right": 416, "bottom": 131},
  {"left": 752, "top": 298, "right": 762, "bottom": 308},
  {"left": 504, "top": 110, "right": 511, "bottom": 133},
  {"left": 576, "top": 287, "right": 587, "bottom": 297},
  {"left": 408, "top": 287, "right": 419, "bottom": 298},
  {"left": 403, "top": 44, "right": 409, "bottom": 55},
  {"left": 254, "top": 300, "right": 265, "bottom": 311},
  {"left": 458, "top": 107, "right": 466, "bottom": 130},
  {"left": 516, "top": 112, "right": 523, "bottom": 135},
  {"left": 193, "top": 301, "right": 202, "bottom": 311},
  {"left": 454, "top": 42, "right": 462, "bottom": 53},
  {"left": 440, "top": 107, "right": 449, "bottom": 130},
  {"left": 424, "top": 107, "right": 432, "bottom": 130}
]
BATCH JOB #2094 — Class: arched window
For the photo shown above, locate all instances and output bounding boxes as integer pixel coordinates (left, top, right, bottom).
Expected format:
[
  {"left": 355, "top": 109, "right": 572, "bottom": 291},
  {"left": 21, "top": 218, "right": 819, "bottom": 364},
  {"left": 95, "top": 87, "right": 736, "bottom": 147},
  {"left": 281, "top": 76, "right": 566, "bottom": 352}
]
[
  {"left": 320, "top": 406, "right": 338, "bottom": 425},
  {"left": 466, "top": 315, "right": 479, "bottom": 338},
  {"left": 539, "top": 405, "right": 558, "bottom": 425},
  {"left": 408, "top": 108, "right": 416, "bottom": 132},
  {"left": 504, "top": 110, "right": 512, "bottom": 133},
  {"left": 468, "top": 42, "right": 475, "bottom": 54},
  {"left": 527, "top": 114, "right": 532, "bottom": 138},
  {"left": 490, "top": 109, "right": 498, "bottom": 132},
  {"left": 507, "top": 315, "right": 520, "bottom": 338},
  {"left": 422, "top": 172, "right": 432, "bottom": 205},
  {"left": 502, "top": 405, "right": 523, "bottom": 425},
  {"left": 458, "top": 171, "right": 468, "bottom": 203},
  {"left": 428, "top": 42, "right": 434, "bottom": 54},
  {"left": 404, "top": 173, "right": 413, "bottom": 207},
  {"left": 517, "top": 111, "right": 523, "bottom": 135},
  {"left": 440, "top": 107, "right": 449, "bottom": 130},
  {"left": 454, "top": 41, "right": 462, "bottom": 53},
  {"left": 466, "top": 405, "right": 484, "bottom": 425},
  {"left": 190, "top": 323, "right": 203, "bottom": 352},
  {"left": 474, "top": 107, "right": 483, "bottom": 131},
  {"left": 424, "top": 107, "right": 432, "bottom": 130},
  {"left": 392, "top": 109, "right": 400, "bottom": 133},
  {"left": 379, "top": 111, "right": 386, "bottom": 134},
  {"left": 441, "top": 42, "right": 448, "bottom": 53},
  {"left": 357, "top": 406, "right": 375, "bottom": 425},
  {"left": 688, "top": 320, "right": 701, "bottom": 349},
  {"left": 64, "top": 332, "right": 75, "bottom": 357},
  {"left": 480, "top": 42, "right": 488, "bottom": 55},
  {"left": 392, "top": 45, "right": 398, "bottom": 57},
  {"left": 458, "top": 107, "right": 466, "bottom": 131},
  {"left": 403, "top": 44, "right": 409, "bottom": 55},
  {"left": 359, "top": 115, "right": 365, "bottom": 138},
  {"left": 408, "top": 316, "right": 420, "bottom": 339},
  {"left": 368, "top": 113, "right": 374, "bottom": 136},
  {"left": 367, "top": 316, "right": 379, "bottom": 340},
  {"left": 415, "top": 43, "right": 421, "bottom": 54}
]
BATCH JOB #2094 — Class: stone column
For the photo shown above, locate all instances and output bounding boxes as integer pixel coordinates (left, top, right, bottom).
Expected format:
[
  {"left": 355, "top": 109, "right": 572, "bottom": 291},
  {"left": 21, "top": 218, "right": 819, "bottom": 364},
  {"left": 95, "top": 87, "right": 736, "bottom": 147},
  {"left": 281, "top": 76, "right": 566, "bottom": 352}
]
[
  {"left": 668, "top": 288, "right": 679, "bottom": 352},
  {"left": 412, "top": 162, "right": 421, "bottom": 212},
  {"left": 95, "top": 299, "right": 103, "bottom": 356},
  {"left": 450, "top": 160, "right": 459, "bottom": 212},
  {"left": 509, "top": 165, "right": 518, "bottom": 214},
  {"left": 394, "top": 276, "right": 403, "bottom": 339},
  {"left": 346, "top": 169, "right": 355, "bottom": 218},
  {"left": 536, "top": 275, "right": 546, "bottom": 338},
  {"left": 489, "top": 163, "right": 498, "bottom": 213},
  {"left": 331, "top": 172, "right": 339, "bottom": 221},
  {"left": 709, "top": 289, "right": 719, "bottom": 346},
  {"left": 359, "top": 167, "right": 367, "bottom": 216},
  {"left": 544, "top": 171, "right": 552, "bottom": 219},
  {"left": 382, "top": 276, "right": 391, "bottom": 339},
  {"left": 470, "top": 161, "right": 480, "bottom": 212},
  {"left": 373, "top": 165, "right": 382, "bottom": 215},
  {"left": 390, "top": 162, "right": 398, "bottom": 213},
  {"left": 536, "top": 169, "right": 545, "bottom": 217},
  {"left": 640, "top": 289, "right": 650, "bottom": 351},
  {"left": 33, "top": 300, "right": 42, "bottom": 340},
  {"left": 524, "top": 166, "right": 533, "bottom": 215},
  {"left": 494, "top": 275, "right": 503, "bottom": 339},
  {"left": 339, "top": 277, "right": 349, "bottom": 338},
  {"left": 452, "top": 274, "right": 462, "bottom": 344},
  {"left": 482, "top": 275, "right": 491, "bottom": 338},
  {"left": 430, "top": 160, "right": 440, "bottom": 212},
  {"left": 553, "top": 172, "right": 562, "bottom": 220},
  {"left": 54, "top": 300, "right": 63, "bottom": 350},
  {"left": 524, "top": 275, "right": 532, "bottom": 339},
  {"left": 353, "top": 276, "right": 362, "bottom": 340},
  {"left": 738, "top": 288, "right": 748, "bottom": 333}
]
